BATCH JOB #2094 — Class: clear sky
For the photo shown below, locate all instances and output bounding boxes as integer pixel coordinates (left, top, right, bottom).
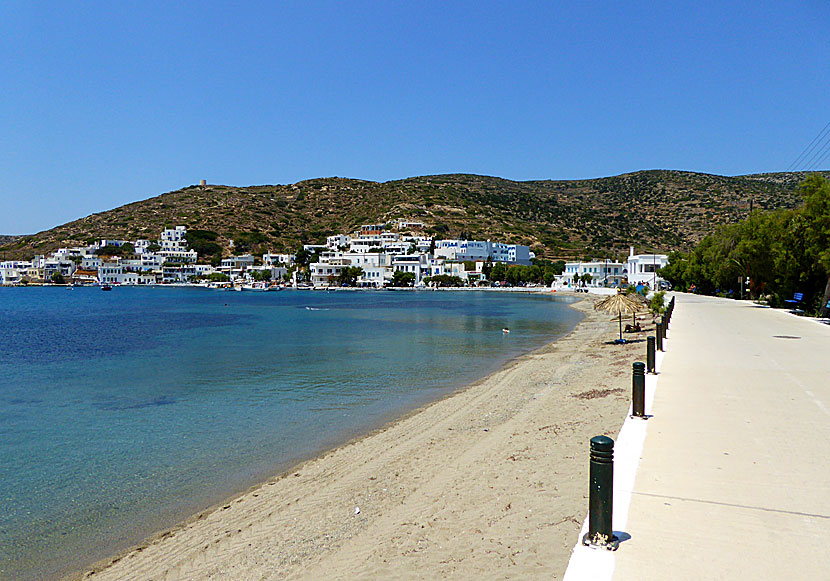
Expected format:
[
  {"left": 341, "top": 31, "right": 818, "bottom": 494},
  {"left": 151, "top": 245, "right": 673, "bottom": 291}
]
[{"left": 1, "top": 1, "right": 827, "bottom": 234}]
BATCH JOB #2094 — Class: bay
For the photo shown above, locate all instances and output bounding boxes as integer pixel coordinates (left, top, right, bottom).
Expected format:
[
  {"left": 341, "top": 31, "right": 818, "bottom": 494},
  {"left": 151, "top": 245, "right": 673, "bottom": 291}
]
[{"left": 0, "top": 286, "right": 581, "bottom": 580}]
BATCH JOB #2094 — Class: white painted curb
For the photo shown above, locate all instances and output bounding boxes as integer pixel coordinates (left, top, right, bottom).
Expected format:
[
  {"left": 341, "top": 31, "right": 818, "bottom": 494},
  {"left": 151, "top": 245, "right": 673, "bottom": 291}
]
[{"left": 562, "top": 350, "right": 665, "bottom": 580}]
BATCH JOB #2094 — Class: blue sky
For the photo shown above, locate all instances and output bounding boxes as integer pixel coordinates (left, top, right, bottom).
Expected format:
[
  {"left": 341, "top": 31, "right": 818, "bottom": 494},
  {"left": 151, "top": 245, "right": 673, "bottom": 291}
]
[{"left": 1, "top": 1, "right": 827, "bottom": 234}]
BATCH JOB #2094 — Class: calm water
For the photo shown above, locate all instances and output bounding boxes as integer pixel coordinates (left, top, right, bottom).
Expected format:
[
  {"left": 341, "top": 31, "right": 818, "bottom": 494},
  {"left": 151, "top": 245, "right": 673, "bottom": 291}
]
[{"left": 0, "top": 286, "right": 581, "bottom": 580}]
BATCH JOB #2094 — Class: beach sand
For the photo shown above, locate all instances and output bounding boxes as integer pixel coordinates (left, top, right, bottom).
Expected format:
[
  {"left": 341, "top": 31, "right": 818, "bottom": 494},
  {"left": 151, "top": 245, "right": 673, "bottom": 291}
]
[{"left": 79, "top": 298, "right": 644, "bottom": 580}]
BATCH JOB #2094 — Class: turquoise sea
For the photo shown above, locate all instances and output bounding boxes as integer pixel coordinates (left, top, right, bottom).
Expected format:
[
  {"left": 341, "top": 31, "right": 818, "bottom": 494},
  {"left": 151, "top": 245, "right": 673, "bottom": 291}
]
[{"left": 0, "top": 286, "right": 582, "bottom": 580}]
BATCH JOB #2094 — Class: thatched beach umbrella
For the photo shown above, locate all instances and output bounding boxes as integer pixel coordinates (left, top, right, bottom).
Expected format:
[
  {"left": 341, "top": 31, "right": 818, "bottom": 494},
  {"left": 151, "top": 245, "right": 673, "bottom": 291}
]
[{"left": 594, "top": 292, "right": 646, "bottom": 343}]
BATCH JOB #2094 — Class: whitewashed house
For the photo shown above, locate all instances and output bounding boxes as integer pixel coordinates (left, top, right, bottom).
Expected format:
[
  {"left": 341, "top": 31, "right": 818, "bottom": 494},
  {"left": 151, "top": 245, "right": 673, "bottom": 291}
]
[
  {"left": 557, "top": 260, "right": 626, "bottom": 288},
  {"left": 160, "top": 226, "right": 188, "bottom": 251},
  {"left": 310, "top": 259, "right": 348, "bottom": 287},
  {"left": 98, "top": 260, "right": 123, "bottom": 284},
  {"left": 263, "top": 253, "right": 294, "bottom": 267},
  {"left": 392, "top": 255, "right": 428, "bottom": 284},
  {"left": 626, "top": 247, "right": 669, "bottom": 288}
]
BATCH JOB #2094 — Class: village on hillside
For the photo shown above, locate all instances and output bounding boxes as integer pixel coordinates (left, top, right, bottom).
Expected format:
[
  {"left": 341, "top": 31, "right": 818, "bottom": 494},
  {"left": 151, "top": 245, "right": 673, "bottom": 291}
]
[{"left": 0, "top": 221, "right": 669, "bottom": 290}]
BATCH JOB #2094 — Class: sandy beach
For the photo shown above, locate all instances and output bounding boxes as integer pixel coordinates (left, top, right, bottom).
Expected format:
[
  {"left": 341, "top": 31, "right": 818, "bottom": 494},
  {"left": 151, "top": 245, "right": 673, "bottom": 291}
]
[{"left": 79, "top": 297, "right": 643, "bottom": 580}]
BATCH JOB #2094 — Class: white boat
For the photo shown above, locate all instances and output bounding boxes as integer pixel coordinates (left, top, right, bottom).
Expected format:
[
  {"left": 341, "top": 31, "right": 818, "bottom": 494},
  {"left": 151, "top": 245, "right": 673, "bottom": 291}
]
[{"left": 240, "top": 282, "right": 276, "bottom": 291}]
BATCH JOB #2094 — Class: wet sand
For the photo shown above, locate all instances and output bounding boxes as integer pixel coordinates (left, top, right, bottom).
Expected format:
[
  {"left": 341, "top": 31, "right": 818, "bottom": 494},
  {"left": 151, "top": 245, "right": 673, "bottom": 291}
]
[{"left": 79, "top": 298, "right": 644, "bottom": 580}]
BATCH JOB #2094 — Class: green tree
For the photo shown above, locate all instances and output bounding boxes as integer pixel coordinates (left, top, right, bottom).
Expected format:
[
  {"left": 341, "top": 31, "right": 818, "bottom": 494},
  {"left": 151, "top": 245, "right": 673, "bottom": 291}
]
[
  {"left": 505, "top": 266, "right": 521, "bottom": 286},
  {"left": 425, "top": 274, "right": 463, "bottom": 287},
  {"left": 490, "top": 262, "right": 507, "bottom": 281},
  {"left": 649, "top": 290, "right": 667, "bottom": 315},
  {"left": 392, "top": 271, "right": 416, "bottom": 287},
  {"left": 294, "top": 247, "right": 315, "bottom": 268},
  {"left": 799, "top": 175, "right": 830, "bottom": 316},
  {"left": 51, "top": 272, "right": 66, "bottom": 284},
  {"left": 185, "top": 230, "right": 221, "bottom": 262},
  {"left": 337, "top": 266, "right": 364, "bottom": 286},
  {"left": 482, "top": 259, "right": 493, "bottom": 279},
  {"left": 95, "top": 244, "right": 126, "bottom": 256}
]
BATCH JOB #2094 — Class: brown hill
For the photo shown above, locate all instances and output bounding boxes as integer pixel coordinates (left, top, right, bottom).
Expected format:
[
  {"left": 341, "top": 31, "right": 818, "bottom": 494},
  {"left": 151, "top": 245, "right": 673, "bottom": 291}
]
[{"left": 2, "top": 170, "right": 825, "bottom": 262}]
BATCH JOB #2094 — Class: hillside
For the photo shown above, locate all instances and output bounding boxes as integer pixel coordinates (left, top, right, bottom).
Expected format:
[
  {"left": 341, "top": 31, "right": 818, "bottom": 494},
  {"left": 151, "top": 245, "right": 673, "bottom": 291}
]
[{"left": 2, "top": 170, "right": 825, "bottom": 262}]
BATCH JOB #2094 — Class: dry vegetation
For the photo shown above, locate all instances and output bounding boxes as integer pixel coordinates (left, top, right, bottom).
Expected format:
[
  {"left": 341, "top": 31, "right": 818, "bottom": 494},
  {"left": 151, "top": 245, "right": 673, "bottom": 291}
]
[{"left": 3, "top": 170, "right": 824, "bottom": 261}]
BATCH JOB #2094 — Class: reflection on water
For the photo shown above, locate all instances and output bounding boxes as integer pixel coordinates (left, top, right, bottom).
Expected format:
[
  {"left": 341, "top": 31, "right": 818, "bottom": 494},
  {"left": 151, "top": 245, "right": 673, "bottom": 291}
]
[{"left": 0, "top": 287, "right": 581, "bottom": 580}]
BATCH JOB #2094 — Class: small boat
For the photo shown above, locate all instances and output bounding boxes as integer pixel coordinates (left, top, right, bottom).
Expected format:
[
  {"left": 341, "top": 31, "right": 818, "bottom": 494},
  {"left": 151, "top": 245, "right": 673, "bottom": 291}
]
[
  {"left": 240, "top": 282, "right": 270, "bottom": 291},
  {"left": 502, "top": 328, "right": 510, "bottom": 333},
  {"left": 101, "top": 284, "right": 112, "bottom": 291}
]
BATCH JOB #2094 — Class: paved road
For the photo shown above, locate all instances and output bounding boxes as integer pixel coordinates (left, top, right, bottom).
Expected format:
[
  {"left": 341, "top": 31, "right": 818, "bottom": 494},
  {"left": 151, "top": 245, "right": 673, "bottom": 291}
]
[{"left": 613, "top": 294, "right": 830, "bottom": 580}]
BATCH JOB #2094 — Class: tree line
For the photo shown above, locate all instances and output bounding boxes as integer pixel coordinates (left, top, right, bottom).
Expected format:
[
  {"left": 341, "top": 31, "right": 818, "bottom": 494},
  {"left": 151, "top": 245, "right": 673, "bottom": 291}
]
[{"left": 659, "top": 175, "right": 830, "bottom": 316}]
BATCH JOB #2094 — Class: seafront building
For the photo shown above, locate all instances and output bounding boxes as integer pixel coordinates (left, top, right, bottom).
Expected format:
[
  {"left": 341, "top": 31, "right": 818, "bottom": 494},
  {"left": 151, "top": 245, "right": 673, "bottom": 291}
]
[
  {"left": 557, "top": 260, "right": 626, "bottom": 288},
  {"left": 4, "top": 220, "right": 669, "bottom": 289},
  {"left": 626, "top": 247, "right": 670, "bottom": 287},
  {"left": 554, "top": 246, "right": 670, "bottom": 289}
]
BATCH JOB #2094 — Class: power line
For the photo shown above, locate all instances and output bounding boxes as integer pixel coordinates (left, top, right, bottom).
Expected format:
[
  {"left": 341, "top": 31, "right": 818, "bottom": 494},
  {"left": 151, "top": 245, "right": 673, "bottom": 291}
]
[
  {"left": 806, "top": 137, "right": 830, "bottom": 170},
  {"left": 814, "top": 148, "right": 830, "bottom": 170},
  {"left": 787, "top": 121, "right": 830, "bottom": 171},
  {"left": 801, "top": 127, "right": 830, "bottom": 169}
]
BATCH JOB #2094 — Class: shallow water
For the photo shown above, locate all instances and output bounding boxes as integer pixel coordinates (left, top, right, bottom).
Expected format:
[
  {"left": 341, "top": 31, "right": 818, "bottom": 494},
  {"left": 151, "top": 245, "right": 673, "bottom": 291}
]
[{"left": 0, "top": 286, "right": 581, "bottom": 579}]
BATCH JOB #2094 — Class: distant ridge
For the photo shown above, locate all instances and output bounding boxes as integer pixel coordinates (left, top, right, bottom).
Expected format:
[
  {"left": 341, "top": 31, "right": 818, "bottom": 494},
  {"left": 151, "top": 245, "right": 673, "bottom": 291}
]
[{"left": 2, "top": 170, "right": 827, "bottom": 261}]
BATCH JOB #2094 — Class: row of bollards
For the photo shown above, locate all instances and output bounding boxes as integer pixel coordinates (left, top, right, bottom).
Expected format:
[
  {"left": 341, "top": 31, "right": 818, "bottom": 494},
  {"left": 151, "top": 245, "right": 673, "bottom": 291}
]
[{"left": 583, "top": 296, "right": 677, "bottom": 549}]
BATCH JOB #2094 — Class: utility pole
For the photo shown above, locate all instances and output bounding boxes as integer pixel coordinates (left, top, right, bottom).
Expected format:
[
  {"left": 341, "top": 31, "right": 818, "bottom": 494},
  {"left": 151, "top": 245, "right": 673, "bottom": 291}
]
[{"left": 652, "top": 251, "right": 656, "bottom": 289}]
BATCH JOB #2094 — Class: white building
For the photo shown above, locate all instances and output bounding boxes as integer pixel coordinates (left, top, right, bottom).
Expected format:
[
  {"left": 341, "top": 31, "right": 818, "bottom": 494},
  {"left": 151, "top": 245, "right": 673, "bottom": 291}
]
[
  {"left": 310, "top": 258, "right": 349, "bottom": 287},
  {"left": 221, "top": 255, "right": 255, "bottom": 269},
  {"left": 491, "top": 242, "right": 532, "bottom": 265},
  {"left": 248, "top": 265, "right": 286, "bottom": 282},
  {"left": 434, "top": 239, "right": 532, "bottom": 265},
  {"left": 98, "top": 239, "right": 127, "bottom": 249},
  {"left": 392, "top": 255, "right": 428, "bottom": 284},
  {"left": 357, "top": 265, "right": 388, "bottom": 287},
  {"left": 395, "top": 219, "right": 425, "bottom": 230},
  {"left": 626, "top": 247, "right": 669, "bottom": 288},
  {"left": 263, "top": 253, "right": 294, "bottom": 267},
  {"left": 98, "top": 260, "right": 123, "bottom": 284},
  {"left": 326, "top": 235, "right": 351, "bottom": 250},
  {"left": 82, "top": 256, "right": 104, "bottom": 270},
  {"left": 160, "top": 226, "right": 188, "bottom": 251},
  {"left": 557, "top": 260, "right": 626, "bottom": 288},
  {"left": 310, "top": 252, "right": 390, "bottom": 287},
  {"left": 434, "top": 240, "right": 490, "bottom": 262},
  {"left": 157, "top": 249, "right": 197, "bottom": 264},
  {"left": 0, "top": 263, "right": 26, "bottom": 285}
]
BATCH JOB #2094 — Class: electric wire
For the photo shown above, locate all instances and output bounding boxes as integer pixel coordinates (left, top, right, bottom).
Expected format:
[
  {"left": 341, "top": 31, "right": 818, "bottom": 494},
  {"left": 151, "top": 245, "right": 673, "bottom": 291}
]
[
  {"left": 787, "top": 121, "right": 830, "bottom": 171},
  {"left": 808, "top": 139, "right": 830, "bottom": 170},
  {"left": 802, "top": 132, "right": 830, "bottom": 170}
]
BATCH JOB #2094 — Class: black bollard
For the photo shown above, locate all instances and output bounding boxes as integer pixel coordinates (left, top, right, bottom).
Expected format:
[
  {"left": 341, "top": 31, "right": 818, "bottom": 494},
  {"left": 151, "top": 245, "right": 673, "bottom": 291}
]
[
  {"left": 656, "top": 322, "right": 663, "bottom": 351},
  {"left": 582, "top": 436, "right": 619, "bottom": 550},
  {"left": 646, "top": 336, "right": 656, "bottom": 373},
  {"left": 632, "top": 362, "right": 646, "bottom": 418},
  {"left": 661, "top": 316, "right": 668, "bottom": 340}
]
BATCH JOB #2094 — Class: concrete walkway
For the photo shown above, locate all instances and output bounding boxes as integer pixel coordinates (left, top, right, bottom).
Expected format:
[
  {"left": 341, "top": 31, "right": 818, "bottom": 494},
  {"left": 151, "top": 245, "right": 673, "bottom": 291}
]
[{"left": 613, "top": 294, "right": 830, "bottom": 579}]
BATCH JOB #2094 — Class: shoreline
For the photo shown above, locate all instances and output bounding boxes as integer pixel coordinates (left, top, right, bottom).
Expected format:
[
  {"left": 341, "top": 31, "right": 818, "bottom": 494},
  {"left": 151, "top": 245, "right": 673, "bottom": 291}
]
[{"left": 77, "top": 297, "right": 643, "bottom": 580}]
